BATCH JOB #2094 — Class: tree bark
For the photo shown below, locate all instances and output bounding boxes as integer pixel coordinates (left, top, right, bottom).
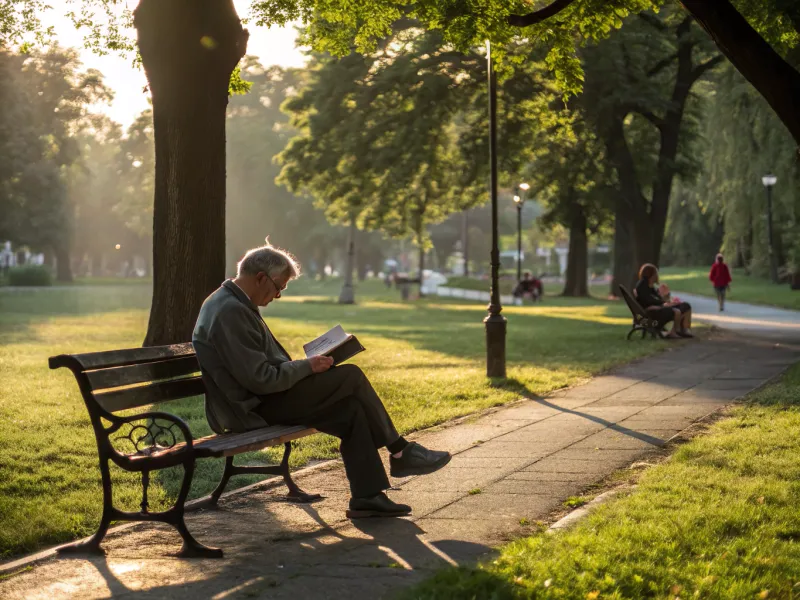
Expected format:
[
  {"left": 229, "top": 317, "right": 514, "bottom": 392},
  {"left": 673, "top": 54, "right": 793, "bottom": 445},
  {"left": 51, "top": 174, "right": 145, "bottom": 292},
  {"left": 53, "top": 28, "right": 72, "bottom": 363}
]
[
  {"left": 680, "top": 0, "right": 800, "bottom": 147},
  {"left": 462, "top": 210, "right": 469, "bottom": 277},
  {"left": 562, "top": 207, "right": 589, "bottom": 297},
  {"left": 338, "top": 217, "right": 356, "bottom": 304},
  {"left": 611, "top": 204, "right": 637, "bottom": 295},
  {"left": 53, "top": 243, "right": 73, "bottom": 283},
  {"left": 135, "top": 0, "right": 248, "bottom": 346}
]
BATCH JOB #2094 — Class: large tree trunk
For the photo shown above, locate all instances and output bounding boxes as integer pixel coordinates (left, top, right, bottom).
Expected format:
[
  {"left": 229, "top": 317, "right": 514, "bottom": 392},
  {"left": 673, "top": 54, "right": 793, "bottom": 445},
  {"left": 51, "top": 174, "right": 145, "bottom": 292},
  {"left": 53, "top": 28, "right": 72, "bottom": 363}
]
[
  {"left": 135, "top": 0, "right": 248, "bottom": 346},
  {"left": 461, "top": 210, "right": 469, "bottom": 277},
  {"left": 339, "top": 217, "right": 356, "bottom": 304},
  {"left": 562, "top": 207, "right": 588, "bottom": 297},
  {"left": 680, "top": 0, "right": 800, "bottom": 147},
  {"left": 603, "top": 17, "right": 722, "bottom": 287},
  {"left": 417, "top": 245, "right": 425, "bottom": 297},
  {"left": 611, "top": 204, "right": 637, "bottom": 296},
  {"left": 53, "top": 243, "right": 73, "bottom": 283}
]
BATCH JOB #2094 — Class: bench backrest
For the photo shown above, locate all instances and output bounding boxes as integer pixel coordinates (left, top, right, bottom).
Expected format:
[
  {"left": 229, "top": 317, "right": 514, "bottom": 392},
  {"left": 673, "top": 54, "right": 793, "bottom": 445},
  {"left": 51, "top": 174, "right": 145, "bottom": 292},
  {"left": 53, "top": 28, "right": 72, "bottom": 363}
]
[
  {"left": 618, "top": 284, "right": 647, "bottom": 318},
  {"left": 49, "top": 343, "right": 205, "bottom": 414}
]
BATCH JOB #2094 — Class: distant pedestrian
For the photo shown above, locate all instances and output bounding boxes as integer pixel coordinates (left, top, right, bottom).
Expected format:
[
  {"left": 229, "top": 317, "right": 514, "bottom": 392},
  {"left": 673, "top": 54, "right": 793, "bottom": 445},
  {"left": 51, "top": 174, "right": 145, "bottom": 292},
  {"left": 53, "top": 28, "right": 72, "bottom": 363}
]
[{"left": 709, "top": 253, "right": 732, "bottom": 312}]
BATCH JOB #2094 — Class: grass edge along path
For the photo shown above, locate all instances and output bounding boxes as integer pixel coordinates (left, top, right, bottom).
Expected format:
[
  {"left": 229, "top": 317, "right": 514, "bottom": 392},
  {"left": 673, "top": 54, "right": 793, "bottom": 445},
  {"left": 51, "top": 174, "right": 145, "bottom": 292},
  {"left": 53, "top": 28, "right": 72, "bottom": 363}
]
[{"left": 402, "top": 362, "right": 800, "bottom": 600}]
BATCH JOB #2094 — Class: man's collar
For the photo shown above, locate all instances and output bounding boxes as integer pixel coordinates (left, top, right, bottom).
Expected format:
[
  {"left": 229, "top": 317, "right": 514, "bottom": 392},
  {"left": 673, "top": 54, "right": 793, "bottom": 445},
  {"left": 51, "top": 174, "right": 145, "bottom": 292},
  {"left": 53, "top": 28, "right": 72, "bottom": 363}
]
[{"left": 222, "top": 279, "right": 259, "bottom": 313}]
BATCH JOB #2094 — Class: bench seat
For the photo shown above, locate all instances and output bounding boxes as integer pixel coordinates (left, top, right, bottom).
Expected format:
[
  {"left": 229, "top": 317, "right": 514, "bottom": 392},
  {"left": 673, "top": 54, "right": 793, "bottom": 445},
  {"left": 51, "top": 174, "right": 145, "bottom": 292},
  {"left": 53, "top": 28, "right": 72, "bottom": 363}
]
[{"left": 194, "top": 425, "right": 315, "bottom": 458}]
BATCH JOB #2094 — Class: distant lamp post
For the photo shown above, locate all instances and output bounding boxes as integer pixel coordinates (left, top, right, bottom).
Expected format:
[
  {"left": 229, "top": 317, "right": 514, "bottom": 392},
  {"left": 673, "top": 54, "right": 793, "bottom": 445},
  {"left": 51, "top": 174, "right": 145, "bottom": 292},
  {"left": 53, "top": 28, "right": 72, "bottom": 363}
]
[
  {"left": 761, "top": 174, "right": 778, "bottom": 283},
  {"left": 513, "top": 182, "right": 529, "bottom": 282},
  {"left": 484, "top": 40, "right": 506, "bottom": 379}
]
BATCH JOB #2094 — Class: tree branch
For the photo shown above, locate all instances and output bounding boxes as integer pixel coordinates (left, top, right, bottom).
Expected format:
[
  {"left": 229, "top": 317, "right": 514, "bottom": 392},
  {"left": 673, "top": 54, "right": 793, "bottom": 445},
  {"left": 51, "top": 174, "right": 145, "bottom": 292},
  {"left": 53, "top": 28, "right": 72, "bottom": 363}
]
[
  {"left": 637, "top": 12, "right": 668, "bottom": 31},
  {"left": 679, "top": 0, "right": 800, "bottom": 146},
  {"left": 646, "top": 52, "right": 678, "bottom": 78},
  {"left": 690, "top": 54, "right": 725, "bottom": 81},
  {"left": 507, "top": 0, "right": 578, "bottom": 27},
  {"left": 639, "top": 110, "right": 665, "bottom": 130}
]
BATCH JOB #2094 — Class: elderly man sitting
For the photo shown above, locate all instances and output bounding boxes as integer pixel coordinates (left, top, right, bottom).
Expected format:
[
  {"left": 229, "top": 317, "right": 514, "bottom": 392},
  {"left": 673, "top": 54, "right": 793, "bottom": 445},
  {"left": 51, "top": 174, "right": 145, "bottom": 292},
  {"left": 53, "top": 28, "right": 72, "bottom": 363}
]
[{"left": 192, "top": 240, "right": 451, "bottom": 518}]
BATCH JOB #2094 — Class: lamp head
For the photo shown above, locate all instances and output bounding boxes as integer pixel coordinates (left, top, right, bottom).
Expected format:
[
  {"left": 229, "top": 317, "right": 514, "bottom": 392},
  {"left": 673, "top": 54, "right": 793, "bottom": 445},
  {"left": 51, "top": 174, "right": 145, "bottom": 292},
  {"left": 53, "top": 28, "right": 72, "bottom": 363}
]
[
  {"left": 762, "top": 174, "right": 777, "bottom": 187},
  {"left": 519, "top": 182, "right": 530, "bottom": 191},
  {"left": 513, "top": 195, "right": 523, "bottom": 206}
]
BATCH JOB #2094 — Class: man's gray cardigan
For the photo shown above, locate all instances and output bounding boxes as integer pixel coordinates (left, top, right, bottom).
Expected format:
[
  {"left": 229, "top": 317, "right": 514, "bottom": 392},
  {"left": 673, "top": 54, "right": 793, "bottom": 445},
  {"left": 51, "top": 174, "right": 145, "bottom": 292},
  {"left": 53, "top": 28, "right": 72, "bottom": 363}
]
[{"left": 192, "top": 280, "right": 313, "bottom": 433}]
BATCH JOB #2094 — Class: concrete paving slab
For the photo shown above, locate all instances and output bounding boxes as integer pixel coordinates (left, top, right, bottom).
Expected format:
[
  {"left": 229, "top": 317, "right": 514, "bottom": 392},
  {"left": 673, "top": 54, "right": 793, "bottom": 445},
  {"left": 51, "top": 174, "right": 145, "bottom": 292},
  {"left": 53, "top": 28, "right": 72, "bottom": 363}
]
[{"left": 428, "top": 493, "right": 561, "bottom": 521}]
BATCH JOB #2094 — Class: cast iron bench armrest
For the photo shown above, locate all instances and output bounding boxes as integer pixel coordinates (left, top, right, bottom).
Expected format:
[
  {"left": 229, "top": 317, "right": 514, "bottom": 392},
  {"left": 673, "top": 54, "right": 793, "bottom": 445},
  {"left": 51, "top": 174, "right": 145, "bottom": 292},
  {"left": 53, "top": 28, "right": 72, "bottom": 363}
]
[{"left": 105, "top": 410, "right": 196, "bottom": 471}]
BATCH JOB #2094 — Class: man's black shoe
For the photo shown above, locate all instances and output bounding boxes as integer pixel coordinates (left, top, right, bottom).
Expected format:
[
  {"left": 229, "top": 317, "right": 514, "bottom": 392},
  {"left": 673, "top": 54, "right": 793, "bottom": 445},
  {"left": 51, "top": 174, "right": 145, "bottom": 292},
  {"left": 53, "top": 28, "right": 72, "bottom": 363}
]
[
  {"left": 346, "top": 493, "right": 411, "bottom": 519},
  {"left": 390, "top": 442, "right": 451, "bottom": 478}
]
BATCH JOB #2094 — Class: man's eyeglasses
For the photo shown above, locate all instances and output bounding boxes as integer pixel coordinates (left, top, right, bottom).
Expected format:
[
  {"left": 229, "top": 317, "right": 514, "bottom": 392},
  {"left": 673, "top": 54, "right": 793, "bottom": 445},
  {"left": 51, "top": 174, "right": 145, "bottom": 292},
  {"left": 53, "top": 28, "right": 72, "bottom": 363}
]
[{"left": 264, "top": 273, "right": 287, "bottom": 298}]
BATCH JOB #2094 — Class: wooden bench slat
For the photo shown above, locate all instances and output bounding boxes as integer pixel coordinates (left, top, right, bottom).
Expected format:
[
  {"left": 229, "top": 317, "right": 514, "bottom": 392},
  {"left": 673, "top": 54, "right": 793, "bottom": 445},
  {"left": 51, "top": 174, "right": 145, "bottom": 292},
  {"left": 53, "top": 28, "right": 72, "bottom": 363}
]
[
  {"left": 49, "top": 343, "right": 195, "bottom": 372},
  {"left": 93, "top": 376, "right": 206, "bottom": 412},
  {"left": 86, "top": 356, "right": 201, "bottom": 391},
  {"left": 194, "top": 425, "right": 315, "bottom": 457}
]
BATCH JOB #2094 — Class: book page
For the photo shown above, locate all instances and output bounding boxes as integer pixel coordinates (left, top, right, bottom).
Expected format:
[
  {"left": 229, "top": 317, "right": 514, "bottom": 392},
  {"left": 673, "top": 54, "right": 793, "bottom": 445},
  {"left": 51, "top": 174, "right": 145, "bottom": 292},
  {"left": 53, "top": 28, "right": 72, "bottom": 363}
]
[{"left": 303, "top": 324, "right": 350, "bottom": 358}]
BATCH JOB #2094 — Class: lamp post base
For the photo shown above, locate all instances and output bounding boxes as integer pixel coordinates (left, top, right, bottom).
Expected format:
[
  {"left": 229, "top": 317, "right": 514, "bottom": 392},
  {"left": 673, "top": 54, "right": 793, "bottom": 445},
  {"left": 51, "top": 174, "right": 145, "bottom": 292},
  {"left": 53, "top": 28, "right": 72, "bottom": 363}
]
[{"left": 484, "top": 312, "right": 507, "bottom": 379}]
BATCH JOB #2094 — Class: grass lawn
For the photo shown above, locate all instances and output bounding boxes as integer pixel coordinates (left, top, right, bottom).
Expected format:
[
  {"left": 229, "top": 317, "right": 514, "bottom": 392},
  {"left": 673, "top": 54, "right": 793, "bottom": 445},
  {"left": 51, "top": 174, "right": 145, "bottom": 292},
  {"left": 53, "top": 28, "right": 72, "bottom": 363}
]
[
  {"left": 404, "top": 362, "right": 800, "bottom": 600},
  {"left": 661, "top": 266, "right": 800, "bottom": 311},
  {"left": 445, "top": 276, "right": 518, "bottom": 296},
  {"left": 444, "top": 276, "right": 609, "bottom": 298},
  {"left": 0, "top": 278, "right": 664, "bottom": 558}
]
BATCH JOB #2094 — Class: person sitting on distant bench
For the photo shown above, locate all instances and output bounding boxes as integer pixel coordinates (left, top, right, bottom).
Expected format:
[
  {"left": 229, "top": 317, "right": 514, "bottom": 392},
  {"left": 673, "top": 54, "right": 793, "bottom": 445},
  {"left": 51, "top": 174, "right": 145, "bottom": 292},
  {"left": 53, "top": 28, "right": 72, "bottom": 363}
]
[
  {"left": 513, "top": 271, "right": 543, "bottom": 303},
  {"left": 192, "top": 240, "right": 451, "bottom": 519},
  {"left": 635, "top": 263, "right": 693, "bottom": 339}
]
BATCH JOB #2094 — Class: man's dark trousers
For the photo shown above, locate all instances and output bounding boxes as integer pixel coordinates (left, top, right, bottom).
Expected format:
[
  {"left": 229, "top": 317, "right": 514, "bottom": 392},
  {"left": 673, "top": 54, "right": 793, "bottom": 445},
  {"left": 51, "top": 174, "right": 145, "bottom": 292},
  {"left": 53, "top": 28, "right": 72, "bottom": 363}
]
[{"left": 256, "top": 364, "right": 399, "bottom": 498}]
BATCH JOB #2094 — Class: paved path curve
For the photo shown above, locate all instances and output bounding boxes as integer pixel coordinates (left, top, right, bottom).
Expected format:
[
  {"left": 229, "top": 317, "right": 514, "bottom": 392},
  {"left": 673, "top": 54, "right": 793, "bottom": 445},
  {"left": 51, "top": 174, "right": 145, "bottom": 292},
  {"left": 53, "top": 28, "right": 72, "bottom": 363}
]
[{"left": 675, "top": 291, "right": 800, "bottom": 343}]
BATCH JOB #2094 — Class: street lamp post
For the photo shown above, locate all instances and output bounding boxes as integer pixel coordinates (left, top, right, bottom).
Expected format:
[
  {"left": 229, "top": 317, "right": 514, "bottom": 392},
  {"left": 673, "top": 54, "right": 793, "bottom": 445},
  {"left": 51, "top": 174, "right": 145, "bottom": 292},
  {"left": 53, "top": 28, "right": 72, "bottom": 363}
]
[
  {"left": 761, "top": 174, "right": 778, "bottom": 283},
  {"left": 513, "top": 182, "right": 529, "bottom": 282},
  {"left": 484, "top": 40, "right": 506, "bottom": 379}
]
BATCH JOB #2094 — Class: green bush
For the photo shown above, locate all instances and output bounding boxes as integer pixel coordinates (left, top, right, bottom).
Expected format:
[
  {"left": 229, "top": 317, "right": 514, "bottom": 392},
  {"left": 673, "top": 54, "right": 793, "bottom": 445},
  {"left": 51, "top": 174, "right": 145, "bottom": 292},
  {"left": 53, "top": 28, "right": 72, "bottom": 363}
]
[{"left": 7, "top": 265, "right": 53, "bottom": 287}]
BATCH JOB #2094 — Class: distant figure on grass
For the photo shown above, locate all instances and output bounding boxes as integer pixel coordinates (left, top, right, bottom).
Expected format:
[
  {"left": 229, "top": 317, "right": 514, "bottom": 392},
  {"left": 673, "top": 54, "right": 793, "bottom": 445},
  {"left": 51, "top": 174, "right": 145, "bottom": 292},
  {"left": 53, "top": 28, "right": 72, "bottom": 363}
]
[
  {"left": 192, "top": 239, "right": 451, "bottom": 519},
  {"left": 709, "top": 253, "right": 732, "bottom": 312},
  {"left": 513, "top": 271, "right": 543, "bottom": 304},
  {"left": 635, "top": 263, "right": 693, "bottom": 339}
]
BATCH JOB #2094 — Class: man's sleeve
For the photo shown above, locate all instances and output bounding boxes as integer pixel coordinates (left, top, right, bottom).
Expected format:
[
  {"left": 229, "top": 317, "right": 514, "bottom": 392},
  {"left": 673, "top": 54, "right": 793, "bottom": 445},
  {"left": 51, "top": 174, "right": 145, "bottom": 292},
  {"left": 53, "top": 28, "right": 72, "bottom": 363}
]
[{"left": 210, "top": 306, "right": 313, "bottom": 395}]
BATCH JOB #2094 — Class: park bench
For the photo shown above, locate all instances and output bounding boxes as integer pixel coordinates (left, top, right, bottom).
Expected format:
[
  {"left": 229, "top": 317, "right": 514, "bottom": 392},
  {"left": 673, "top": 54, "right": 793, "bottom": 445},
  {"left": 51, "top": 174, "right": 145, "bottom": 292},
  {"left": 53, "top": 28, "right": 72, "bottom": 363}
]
[
  {"left": 49, "top": 343, "right": 319, "bottom": 558},
  {"left": 618, "top": 284, "right": 665, "bottom": 340}
]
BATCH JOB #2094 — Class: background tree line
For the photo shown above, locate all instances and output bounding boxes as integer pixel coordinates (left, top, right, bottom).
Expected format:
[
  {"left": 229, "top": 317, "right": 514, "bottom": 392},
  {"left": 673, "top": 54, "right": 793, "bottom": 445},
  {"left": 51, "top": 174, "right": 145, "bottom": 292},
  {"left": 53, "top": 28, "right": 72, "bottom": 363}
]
[{"left": 1, "top": 0, "right": 798, "bottom": 343}]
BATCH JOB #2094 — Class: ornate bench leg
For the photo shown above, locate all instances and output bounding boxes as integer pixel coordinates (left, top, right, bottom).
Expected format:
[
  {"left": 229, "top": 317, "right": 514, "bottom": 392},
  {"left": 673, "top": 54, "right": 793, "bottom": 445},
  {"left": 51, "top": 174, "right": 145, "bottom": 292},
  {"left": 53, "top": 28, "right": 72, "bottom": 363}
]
[
  {"left": 174, "top": 460, "right": 223, "bottom": 558},
  {"left": 58, "top": 457, "right": 113, "bottom": 556},
  {"left": 281, "top": 442, "right": 322, "bottom": 503}
]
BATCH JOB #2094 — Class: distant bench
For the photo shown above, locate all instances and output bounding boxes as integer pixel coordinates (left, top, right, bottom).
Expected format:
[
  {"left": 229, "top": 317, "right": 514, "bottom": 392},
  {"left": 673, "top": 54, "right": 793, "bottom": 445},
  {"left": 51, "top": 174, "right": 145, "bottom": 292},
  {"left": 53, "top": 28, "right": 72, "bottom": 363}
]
[
  {"left": 49, "top": 343, "right": 319, "bottom": 558},
  {"left": 618, "top": 284, "right": 665, "bottom": 340}
]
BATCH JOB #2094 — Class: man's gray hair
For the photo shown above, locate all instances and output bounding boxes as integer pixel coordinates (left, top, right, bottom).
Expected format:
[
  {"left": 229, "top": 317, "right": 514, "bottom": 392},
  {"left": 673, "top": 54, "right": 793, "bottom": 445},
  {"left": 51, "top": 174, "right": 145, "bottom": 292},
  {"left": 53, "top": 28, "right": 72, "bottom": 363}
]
[{"left": 237, "top": 238, "right": 300, "bottom": 279}]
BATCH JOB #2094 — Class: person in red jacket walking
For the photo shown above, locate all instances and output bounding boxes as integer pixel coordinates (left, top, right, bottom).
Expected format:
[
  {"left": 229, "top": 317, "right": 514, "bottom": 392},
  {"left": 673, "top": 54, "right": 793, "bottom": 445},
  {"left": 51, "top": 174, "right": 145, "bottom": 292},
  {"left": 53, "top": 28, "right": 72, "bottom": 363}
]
[{"left": 709, "top": 253, "right": 732, "bottom": 311}]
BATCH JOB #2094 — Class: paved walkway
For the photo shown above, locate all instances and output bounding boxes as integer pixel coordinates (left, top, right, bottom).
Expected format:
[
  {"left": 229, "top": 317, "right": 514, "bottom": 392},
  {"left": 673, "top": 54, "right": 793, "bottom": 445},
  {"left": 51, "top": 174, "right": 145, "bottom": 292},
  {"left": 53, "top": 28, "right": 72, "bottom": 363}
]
[
  {"left": 675, "top": 292, "right": 800, "bottom": 343},
  {"left": 2, "top": 330, "right": 797, "bottom": 599}
]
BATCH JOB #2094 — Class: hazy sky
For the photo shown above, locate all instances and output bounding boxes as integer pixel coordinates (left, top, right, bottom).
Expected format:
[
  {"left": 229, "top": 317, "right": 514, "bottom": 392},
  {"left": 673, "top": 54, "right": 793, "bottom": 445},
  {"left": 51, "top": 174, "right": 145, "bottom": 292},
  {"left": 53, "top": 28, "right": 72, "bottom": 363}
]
[{"left": 45, "top": 0, "right": 307, "bottom": 128}]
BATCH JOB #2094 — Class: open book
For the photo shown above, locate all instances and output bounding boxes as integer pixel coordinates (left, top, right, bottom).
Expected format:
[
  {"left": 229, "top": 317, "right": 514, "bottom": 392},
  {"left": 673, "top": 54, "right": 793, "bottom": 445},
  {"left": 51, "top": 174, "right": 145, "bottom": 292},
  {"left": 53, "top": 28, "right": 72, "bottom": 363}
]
[{"left": 303, "top": 324, "right": 365, "bottom": 366}]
